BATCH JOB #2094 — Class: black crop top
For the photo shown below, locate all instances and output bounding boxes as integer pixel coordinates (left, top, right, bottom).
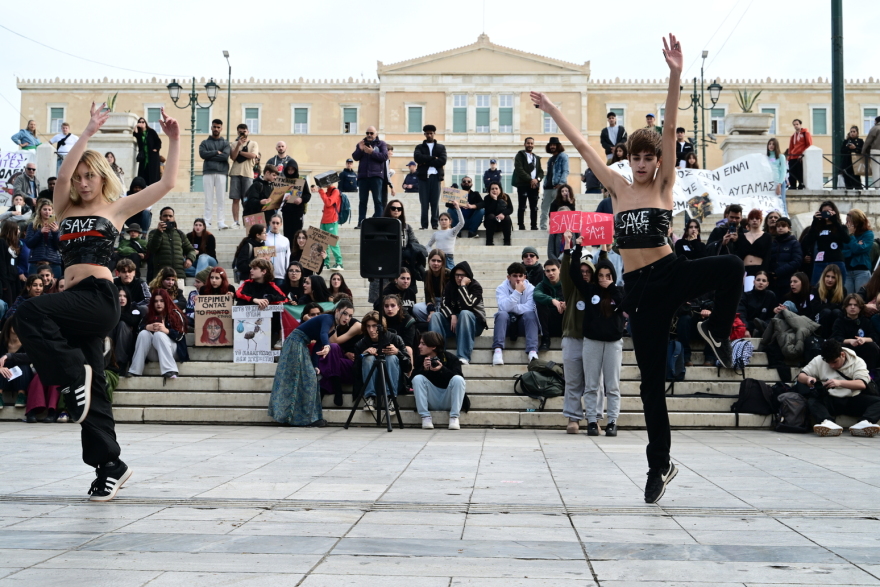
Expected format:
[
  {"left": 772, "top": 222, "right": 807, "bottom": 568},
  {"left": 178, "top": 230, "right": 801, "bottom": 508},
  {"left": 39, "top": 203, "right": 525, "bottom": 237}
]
[
  {"left": 615, "top": 208, "right": 672, "bottom": 249},
  {"left": 58, "top": 216, "right": 119, "bottom": 268}
]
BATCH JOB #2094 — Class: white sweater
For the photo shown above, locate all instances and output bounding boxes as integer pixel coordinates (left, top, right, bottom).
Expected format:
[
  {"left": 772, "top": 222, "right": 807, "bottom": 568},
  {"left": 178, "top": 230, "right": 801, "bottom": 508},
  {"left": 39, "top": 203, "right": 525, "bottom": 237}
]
[
  {"left": 265, "top": 231, "right": 291, "bottom": 280},
  {"left": 427, "top": 206, "right": 464, "bottom": 257}
]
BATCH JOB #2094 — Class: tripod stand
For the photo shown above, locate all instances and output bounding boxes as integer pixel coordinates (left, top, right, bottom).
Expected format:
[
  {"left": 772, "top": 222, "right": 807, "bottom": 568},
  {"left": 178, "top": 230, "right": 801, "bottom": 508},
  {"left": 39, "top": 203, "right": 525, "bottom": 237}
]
[{"left": 344, "top": 352, "right": 404, "bottom": 432}]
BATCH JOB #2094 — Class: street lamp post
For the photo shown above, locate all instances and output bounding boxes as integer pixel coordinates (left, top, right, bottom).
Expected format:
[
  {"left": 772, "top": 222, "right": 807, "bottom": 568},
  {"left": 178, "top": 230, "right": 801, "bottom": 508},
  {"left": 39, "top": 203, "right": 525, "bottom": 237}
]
[
  {"left": 167, "top": 77, "right": 219, "bottom": 192},
  {"left": 679, "top": 50, "right": 723, "bottom": 169},
  {"left": 223, "top": 51, "right": 231, "bottom": 143}
]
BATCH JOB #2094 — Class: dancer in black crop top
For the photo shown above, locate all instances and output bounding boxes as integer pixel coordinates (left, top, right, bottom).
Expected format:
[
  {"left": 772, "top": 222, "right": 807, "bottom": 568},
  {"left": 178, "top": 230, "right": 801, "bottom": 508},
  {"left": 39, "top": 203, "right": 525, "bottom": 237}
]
[
  {"left": 10, "top": 103, "right": 180, "bottom": 502},
  {"left": 532, "top": 35, "right": 743, "bottom": 504}
]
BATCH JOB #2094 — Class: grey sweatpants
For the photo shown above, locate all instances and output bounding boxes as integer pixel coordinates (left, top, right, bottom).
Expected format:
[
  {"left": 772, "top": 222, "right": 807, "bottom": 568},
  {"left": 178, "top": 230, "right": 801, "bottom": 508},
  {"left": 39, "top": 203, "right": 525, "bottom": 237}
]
[
  {"left": 582, "top": 337, "right": 622, "bottom": 423},
  {"left": 562, "top": 337, "right": 586, "bottom": 421}
]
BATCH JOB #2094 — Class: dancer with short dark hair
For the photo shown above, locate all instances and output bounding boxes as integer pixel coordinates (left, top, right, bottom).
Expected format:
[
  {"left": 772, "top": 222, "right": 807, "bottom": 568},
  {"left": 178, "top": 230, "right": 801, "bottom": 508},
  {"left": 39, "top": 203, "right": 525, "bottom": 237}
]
[
  {"left": 532, "top": 34, "right": 743, "bottom": 503},
  {"left": 8, "top": 102, "right": 180, "bottom": 501}
]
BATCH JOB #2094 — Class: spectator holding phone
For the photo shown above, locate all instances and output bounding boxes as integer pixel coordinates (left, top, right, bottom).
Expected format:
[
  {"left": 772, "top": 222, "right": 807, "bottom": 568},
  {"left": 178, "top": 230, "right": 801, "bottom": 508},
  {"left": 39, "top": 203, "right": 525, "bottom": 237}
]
[
  {"left": 24, "top": 199, "right": 62, "bottom": 278},
  {"left": 146, "top": 207, "right": 196, "bottom": 281}
]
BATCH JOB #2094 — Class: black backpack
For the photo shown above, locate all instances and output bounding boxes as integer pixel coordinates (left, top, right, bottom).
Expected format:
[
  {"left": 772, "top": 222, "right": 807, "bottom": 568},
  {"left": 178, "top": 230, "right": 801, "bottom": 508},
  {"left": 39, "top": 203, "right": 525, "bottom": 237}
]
[
  {"left": 513, "top": 358, "right": 565, "bottom": 411},
  {"left": 774, "top": 391, "right": 809, "bottom": 433},
  {"left": 731, "top": 378, "right": 775, "bottom": 426}
]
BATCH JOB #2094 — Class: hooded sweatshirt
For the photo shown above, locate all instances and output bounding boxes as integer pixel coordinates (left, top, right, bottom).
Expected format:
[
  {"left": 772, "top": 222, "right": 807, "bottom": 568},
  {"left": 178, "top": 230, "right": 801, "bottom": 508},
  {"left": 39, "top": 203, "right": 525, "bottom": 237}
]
[
  {"left": 439, "top": 261, "right": 486, "bottom": 327},
  {"left": 569, "top": 250, "right": 624, "bottom": 341},
  {"left": 560, "top": 249, "right": 591, "bottom": 338}
]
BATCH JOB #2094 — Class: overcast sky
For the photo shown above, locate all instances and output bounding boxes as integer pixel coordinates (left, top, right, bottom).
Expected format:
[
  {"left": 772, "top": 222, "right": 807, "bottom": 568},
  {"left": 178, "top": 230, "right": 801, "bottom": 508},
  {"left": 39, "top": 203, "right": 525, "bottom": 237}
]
[{"left": 1, "top": 0, "right": 870, "bottom": 147}]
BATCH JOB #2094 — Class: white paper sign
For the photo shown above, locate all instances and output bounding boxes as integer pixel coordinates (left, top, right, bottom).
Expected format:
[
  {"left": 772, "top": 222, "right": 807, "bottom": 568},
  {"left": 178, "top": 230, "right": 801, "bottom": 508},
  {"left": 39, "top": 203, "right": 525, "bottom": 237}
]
[
  {"left": 0, "top": 151, "right": 35, "bottom": 205},
  {"left": 608, "top": 153, "right": 785, "bottom": 220},
  {"left": 232, "top": 305, "right": 282, "bottom": 363}
]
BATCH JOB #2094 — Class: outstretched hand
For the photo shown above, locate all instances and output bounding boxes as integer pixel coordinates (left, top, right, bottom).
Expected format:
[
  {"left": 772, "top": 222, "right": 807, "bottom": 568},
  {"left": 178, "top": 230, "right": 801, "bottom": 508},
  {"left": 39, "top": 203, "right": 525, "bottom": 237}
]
[
  {"left": 529, "top": 91, "right": 554, "bottom": 113},
  {"left": 662, "top": 34, "right": 683, "bottom": 74},
  {"left": 84, "top": 102, "right": 111, "bottom": 137},
  {"left": 158, "top": 107, "right": 180, "bottom": 141}
]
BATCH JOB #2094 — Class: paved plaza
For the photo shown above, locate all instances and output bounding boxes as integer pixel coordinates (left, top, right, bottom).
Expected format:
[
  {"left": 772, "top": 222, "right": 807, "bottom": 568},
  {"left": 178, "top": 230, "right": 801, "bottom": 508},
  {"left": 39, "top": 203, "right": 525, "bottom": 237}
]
[{"left": 0, "top": 422, "right": 879, "bottom": 586}]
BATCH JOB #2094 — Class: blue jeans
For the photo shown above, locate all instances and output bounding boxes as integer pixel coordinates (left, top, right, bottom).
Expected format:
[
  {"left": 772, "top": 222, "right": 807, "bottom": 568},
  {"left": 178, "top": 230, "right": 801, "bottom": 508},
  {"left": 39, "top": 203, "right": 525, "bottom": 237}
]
[
  {"left": 445, "top": 255, "right": 454, "bottom": 270},
  {"left": 811, "top": 261, "right": 846, "bottom": 286},
  {"left": 493, "top": 310, "right": 539, "bottom": 353},
  {"left": 0, "top": 299, "right": 7, "bottom": 319},
  {"left": 846, "top": 269, "right": 871, "bottom": 295},
  {"left": 413, "top": 298, "right": 442, "bottom": 322},
  {"left": 361, "top": 354, "right": 399, "bottom": 398},
  {"left": 413, "top": 374, "right": 466, "bottom": 418},
  {"left": 185, "top": 254, "right": 217, "bottom": 277},
  {"left": 461, "top": 208, "right": 485, "bottom": 234},
  {"left": 430, "top": 310, "right": 483, "bottom": 362},
  {"left": 357, "top": 176, "right": 384, "bottom": 225}
]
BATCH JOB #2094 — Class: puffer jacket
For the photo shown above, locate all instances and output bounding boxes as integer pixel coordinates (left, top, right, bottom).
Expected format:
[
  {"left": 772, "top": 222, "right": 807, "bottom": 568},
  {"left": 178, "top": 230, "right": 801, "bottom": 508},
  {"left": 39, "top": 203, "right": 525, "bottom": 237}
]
[
  {"left": 24, "top": 223, "right": 62, "bottom": 265},
  {"left": 769, "top": 233, "right": 802, "bottom": 287},
  {"left": 759, "top": 308, "right": 820, "bottom": 361},
  {"left": 146, "top": 227, "right": 197, "bottom": 278}
]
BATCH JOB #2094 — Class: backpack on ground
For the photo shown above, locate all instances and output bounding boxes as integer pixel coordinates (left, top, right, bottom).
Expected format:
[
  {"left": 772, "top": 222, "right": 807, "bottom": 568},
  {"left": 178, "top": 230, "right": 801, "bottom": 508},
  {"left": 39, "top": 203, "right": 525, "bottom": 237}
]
[
  {"left": 730, "top": 378, "right": 774, "bottom": 426},
  {"left": 337, "top": 193, "right": 351, "bottom": 225},
  {"left": 731, "top": 338, "right": 754, "bottom": 373},
  {"left": 666, "top": 339, "right": 686, "bottom": 385},
  {"left": 774, "top": 391, "right": 809, "bottom": 433},
  {"left": 513, "top": 358, "right": 565, "bottom": 411}
]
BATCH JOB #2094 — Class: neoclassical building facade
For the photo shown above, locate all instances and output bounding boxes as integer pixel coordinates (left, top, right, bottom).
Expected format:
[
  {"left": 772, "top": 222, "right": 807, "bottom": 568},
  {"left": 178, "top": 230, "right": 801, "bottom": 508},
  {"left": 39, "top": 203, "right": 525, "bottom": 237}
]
[{"left": 16, "top": 34, "right": 880, "bottom": 191}]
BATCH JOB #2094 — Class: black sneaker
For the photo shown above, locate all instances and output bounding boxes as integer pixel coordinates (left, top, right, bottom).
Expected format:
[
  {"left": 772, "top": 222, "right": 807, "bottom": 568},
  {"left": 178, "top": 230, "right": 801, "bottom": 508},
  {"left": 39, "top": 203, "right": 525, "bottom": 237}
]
[
  {"left": 696, "top": 321, "right": 732, "bottom": 369},
  {"left": 587, "top": 422, "right": 599, "bottom": 436},
  {"left": 605, "top": 421, "right": 618, "bottom": 436},
  {"left": 88, "top": 460, "right": 132, "bottom": 502},
  {"left": 60, "top": 365, "right": 92, "bottom": 424},
  {"left": 539, "top": 337, "right": 551, "bottom": 351},
  {"left": 644, "top": 461, "right": 678, "bottom": 504},
  {"left": 470, "top": 231, "right": 480, "bottom": 239}
]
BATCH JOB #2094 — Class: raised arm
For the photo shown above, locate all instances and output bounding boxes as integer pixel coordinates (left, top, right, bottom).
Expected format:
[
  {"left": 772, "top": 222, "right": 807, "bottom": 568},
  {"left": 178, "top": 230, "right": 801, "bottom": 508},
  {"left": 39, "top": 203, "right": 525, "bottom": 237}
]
[
  {"left": 530, "top": 92, "right": 627, "bottom": 194},
  {"left": 53, "top": 102, "right": 110, "bottom": 215},
  {"left": 113, "top": 108, "right": 180, "bottom": 222},
  {"left": 658, "top": 34, "right": 683, "bottom": 192}
]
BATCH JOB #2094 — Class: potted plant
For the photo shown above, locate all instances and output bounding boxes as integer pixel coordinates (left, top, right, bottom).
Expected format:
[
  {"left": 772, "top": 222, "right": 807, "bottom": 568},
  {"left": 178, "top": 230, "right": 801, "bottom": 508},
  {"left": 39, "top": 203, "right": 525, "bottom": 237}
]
[
  {"left": 101, "top": 93, "right": 138, "bottom": 133},
  {"left": 725, "top": 89, "right": 773, "bottom": 135}
]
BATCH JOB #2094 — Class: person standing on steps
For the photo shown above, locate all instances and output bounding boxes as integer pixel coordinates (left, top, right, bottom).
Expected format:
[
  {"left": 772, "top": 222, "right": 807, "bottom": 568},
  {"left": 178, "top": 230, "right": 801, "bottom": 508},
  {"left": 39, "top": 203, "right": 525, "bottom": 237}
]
[
  {"left": 414, "top": 124, "right": 447, "bottom": 230},
  {"left": 532, "top": 34, "right": 743, "bottom": 504},
  {"left": 514, "top": 137, "right": 543, "bottom": 231},
  {"left": 787, "top": 119, "right": 813, "bottom": 190},
  {"left": 541, "top": 137, "right": 569, "bottom": 231},
  {"left": 265, "top": 141, "right": 295, "bottom": 174},
  {"left": 338, "top": 158, "right": 358, "bottom": 194},
  {"left": 600, "top": 112, "right": 627, "bottom": 162},
  {"left": 352, "top": 126, "right": 388, "bottom": 228},
  {"left": 198, "top": 119, "right": 231, "bottom": 229},
  {"left": 10, "top": 102, "right": 180, "bottom": 502},
  {"left": 559, "top": 233, "right": 594, "bottom": 434},
  {"left": 483, "top": 159, "right": 502, "bottom": 193},
  {"left": 229, "top": 123, "right": 259, "bottom": 229}
]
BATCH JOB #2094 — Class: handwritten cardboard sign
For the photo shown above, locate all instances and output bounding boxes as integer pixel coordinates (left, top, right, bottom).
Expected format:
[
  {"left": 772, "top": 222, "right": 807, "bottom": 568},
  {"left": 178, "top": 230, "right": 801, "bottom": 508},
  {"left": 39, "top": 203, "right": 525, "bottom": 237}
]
[
  {"left": 548, "top": 212, "right": 614, "bottom": 244},
  {"left": 300, "top": 226, "right": 338, "bottom": 273},
  {"left": 243, "top": 213, "right": 265, "bottom": 230},
  {"left": 0, "top": 151, "right": 35, "bottom": 198},
  {"left": 263, "top": 178, "right": 305, "bottom": 211},
  {"left": 254, "top": 246, "right": 276, "bottom": 260},
  {"left": 194, "top": 295, "right": 233, "bottom": 347},
  {"left": 441, "top": 186, "right": 468, "bottom": 206}
]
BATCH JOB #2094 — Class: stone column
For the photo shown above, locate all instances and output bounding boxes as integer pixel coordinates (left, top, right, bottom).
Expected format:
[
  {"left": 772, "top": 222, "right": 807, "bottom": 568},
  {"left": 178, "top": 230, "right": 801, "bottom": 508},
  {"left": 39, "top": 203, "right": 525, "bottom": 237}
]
[
  {"left": 87, "top": 112, "right": 138, "bottom": 194},
  {"left": 35, "top": 143, "right": 55, "bottom": 186},
  {"left": 871, "top": 149, "right": 880, "bottom": 189},
  {"left": 803, "top": 145, "right": 824, "bottom": 190}
]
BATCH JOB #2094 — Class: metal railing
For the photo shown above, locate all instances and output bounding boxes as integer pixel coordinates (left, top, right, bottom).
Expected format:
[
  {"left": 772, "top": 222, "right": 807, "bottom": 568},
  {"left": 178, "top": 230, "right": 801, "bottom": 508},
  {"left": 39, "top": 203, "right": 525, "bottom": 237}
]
[{"left": 821, "top": 153, "right": 880, "bottom": 189}]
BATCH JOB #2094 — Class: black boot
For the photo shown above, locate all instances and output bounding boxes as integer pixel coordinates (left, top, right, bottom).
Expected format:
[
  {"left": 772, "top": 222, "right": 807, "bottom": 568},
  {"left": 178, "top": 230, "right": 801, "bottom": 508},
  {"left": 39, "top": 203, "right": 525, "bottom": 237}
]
[
  {"left": 332, "top": 376, "right": 343, "bottom": 407},
  {"left": 539, "top": 337, "right": 551, "bottom": 351}
]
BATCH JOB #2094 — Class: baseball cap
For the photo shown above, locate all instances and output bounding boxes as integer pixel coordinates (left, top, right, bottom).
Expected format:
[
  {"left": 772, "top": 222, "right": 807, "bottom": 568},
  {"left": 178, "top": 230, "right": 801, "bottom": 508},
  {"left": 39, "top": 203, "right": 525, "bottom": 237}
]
[
  {"left": 345, "top": 158, "right": 353, "bottom": 163},
  {"left": 407, "top": 160, "right": 416, "bottom": 166},
  {"left": 490, "top": 159, "right": 497, "bottom": 164}
]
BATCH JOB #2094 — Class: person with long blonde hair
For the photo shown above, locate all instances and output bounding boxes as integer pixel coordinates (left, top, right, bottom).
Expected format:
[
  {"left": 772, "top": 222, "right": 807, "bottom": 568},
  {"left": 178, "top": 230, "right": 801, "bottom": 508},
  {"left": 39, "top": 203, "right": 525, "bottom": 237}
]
[
  {"left": 812, "top": 263, "right": 847, "bottom": 338},
  {"left": 7, "top": 102, "right": 180, "bottom": 502}
]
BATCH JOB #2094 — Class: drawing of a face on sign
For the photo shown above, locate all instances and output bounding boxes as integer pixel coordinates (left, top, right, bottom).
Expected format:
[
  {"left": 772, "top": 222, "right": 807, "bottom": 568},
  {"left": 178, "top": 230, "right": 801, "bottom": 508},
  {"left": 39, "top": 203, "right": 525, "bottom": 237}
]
[
  {"left": 309, "top": 242, "right": 324, "bottom": 265},
  {"left": 687, "top": 193, "right": 713, "bottom": 222},
  {"left": 201, "top": 317, "right": 230, "bottom": 346}
]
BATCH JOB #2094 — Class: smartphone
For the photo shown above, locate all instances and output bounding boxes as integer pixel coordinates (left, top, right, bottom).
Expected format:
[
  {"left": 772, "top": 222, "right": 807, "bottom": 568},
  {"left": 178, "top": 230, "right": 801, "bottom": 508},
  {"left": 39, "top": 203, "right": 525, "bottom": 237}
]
[
  {"left": 728, "top": 222, "right": 737, "bottom": 234},
  {"left": 821, "top": 210, "right": 831, "bottom": 219}
]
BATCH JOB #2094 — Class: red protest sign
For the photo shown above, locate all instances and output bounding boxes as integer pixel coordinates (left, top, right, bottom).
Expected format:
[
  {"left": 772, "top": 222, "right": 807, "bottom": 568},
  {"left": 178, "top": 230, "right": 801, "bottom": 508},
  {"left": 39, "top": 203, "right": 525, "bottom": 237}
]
[
  {"left": 549, "top": 211, "right": 583, "bottom": 234},
  {"left": 579, "top": 212, "right": 614, "bottom": 245}
]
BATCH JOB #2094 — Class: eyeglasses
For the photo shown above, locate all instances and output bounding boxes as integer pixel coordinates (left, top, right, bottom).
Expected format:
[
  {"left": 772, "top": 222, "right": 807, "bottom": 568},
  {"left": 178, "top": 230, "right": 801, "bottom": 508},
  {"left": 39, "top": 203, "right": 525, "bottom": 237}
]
[
  {"left": 26, "top": 167, "right": 36, "bottom": 171},
  {"left": 389, "top": 206, "right": 403, "bottom": 211},
  {"left": 454, "top": 274, "right": 467, "bottom": 278},
  {"left": 365, "top": 132, "right": 375, "bottom": 135},
  {"left": 523, "top": 254, "right": 537, "bottom": 258}
]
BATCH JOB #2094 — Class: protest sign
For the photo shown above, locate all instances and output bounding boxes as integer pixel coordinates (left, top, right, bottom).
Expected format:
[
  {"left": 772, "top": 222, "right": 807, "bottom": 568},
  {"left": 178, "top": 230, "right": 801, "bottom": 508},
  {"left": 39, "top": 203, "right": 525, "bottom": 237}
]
[
  {"left": 0, "top": 151, "right": 35, "bottom": 203},
  {"left": 254, "top": 246, "right": 275, "bottom": 261},
  {"left": 608, "top": 153, "right": 785, "bottom": 218},
  {"left": 548, "top": 212, "right": 614, "bottom": 244},
  {"left": 232, "top": 304, "right": 283, "bottom": 363},
  {"left": 300, "top": 226, "right": 338, "bottom": 273},
  {"left": 243, "top": 213, "right": 265, "bottom": 230},
  {"left": 441, "top": 186, "right": 468, "bottom": 206},
  {"left": 280, "top": 301, "right": 337, "bottom": 339},
  {"left": 194, "top": 295, "right": 233, "bottom": 347},
  {"left": 263, "top": 178, "right": 305, "bottom": 211}
]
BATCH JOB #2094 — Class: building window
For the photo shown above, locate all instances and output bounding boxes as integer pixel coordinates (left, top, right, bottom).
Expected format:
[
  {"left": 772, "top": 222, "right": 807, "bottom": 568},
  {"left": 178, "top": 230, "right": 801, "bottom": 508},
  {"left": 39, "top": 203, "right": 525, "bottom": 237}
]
[
  {"left": 812, "top": 108, "right": 828, "bottom": 135},
  {"left": 453, "top": 94, "right": 467, "bottom": 133},
  {"left": 499, "top": 94, "right": 513, "bottom": 133},
  {"left": 407, "top": 106, "right": 424, "bottom": 133},
  {"left": 192, "top": 173, "right": 204, "bottom": 193},
  {"left": 244, "top": 107, "right": 260, "bottom": 134},
  {"left": 343, "top": 107, "right": 358, "bottom": 134},
  {"left": 293, "top": 108, "right": 309, "bottom": 134},
  {"left": 864, "top": 108, "right": 878, "bottom": 135},
  {"left": 475, "top": 158, "right": 492, "bottom": 191},
  {"left": 710, "top": 108, "right": 726, "bottom": 135},
  {"left": 147, "top": 107, "right": 163, "bottom": 133},
  {"left": 761, "top": 107, "right": 777, "bottom": 135},
  {"left": 49, "top": 107, "right": 65, "bottom": 133},
  {"left": 544, "top": 110, "right": 559, "bottom": 133},
  {"left": 658, "top": 107, "right": 666, "bottom": 128},
  {"left": 498, "top": 159, "right": 514, "bottom": 194},
  {"left": 451, "top": 159, "right": 468, "bottom": 187},
  {"left": 195, "top": 107, "right": 210, "bottom": 134},
  {"left": 609, "top": 107, "right": 625, "bottom": 128},
  {"left": 476, "top": 95, "right": 490, "bottom": 133}
]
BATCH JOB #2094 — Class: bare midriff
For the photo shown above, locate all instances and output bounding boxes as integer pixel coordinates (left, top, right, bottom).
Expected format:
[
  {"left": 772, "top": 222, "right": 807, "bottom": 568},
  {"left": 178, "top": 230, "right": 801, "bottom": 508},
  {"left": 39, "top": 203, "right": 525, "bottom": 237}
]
[
  {"left": 64, "top": 264, "right": 113, "bottom": 288},
  {"left": 620, "top": 245, "right": 673, "bottom": 273},
  {"left": 743, "top": 255, "right": 763, "bottom": 266}
]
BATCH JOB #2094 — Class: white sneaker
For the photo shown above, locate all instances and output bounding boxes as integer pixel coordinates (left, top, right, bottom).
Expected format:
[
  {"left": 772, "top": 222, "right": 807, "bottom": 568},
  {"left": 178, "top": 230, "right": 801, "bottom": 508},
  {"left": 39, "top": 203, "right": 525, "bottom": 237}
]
[
  {"left": 813, "top": 419, "right": 843, "bottom": 437},
  {"left": 849, "top": 420, "right": 880, "bottom": 437},
  {"left": 458, "top": 357, "right": 469, "bottom": 365},
  {"left": 492, "top": 349, "right": 504, "bottom": 366},
  {"left": 422, "top": 416, "right": 434, "bottom": 429},
  {"left": 528, "top": 351, "right": 539, "bottom": 362},
  {"left": 448, "top": 417, "right": 460, "bottom": 430},
  {"left": 233, "top": 222, "right": 241, "bottom": 228},
  {"left": 217, "top": 222, "right": 229, "bottom": 230}
]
